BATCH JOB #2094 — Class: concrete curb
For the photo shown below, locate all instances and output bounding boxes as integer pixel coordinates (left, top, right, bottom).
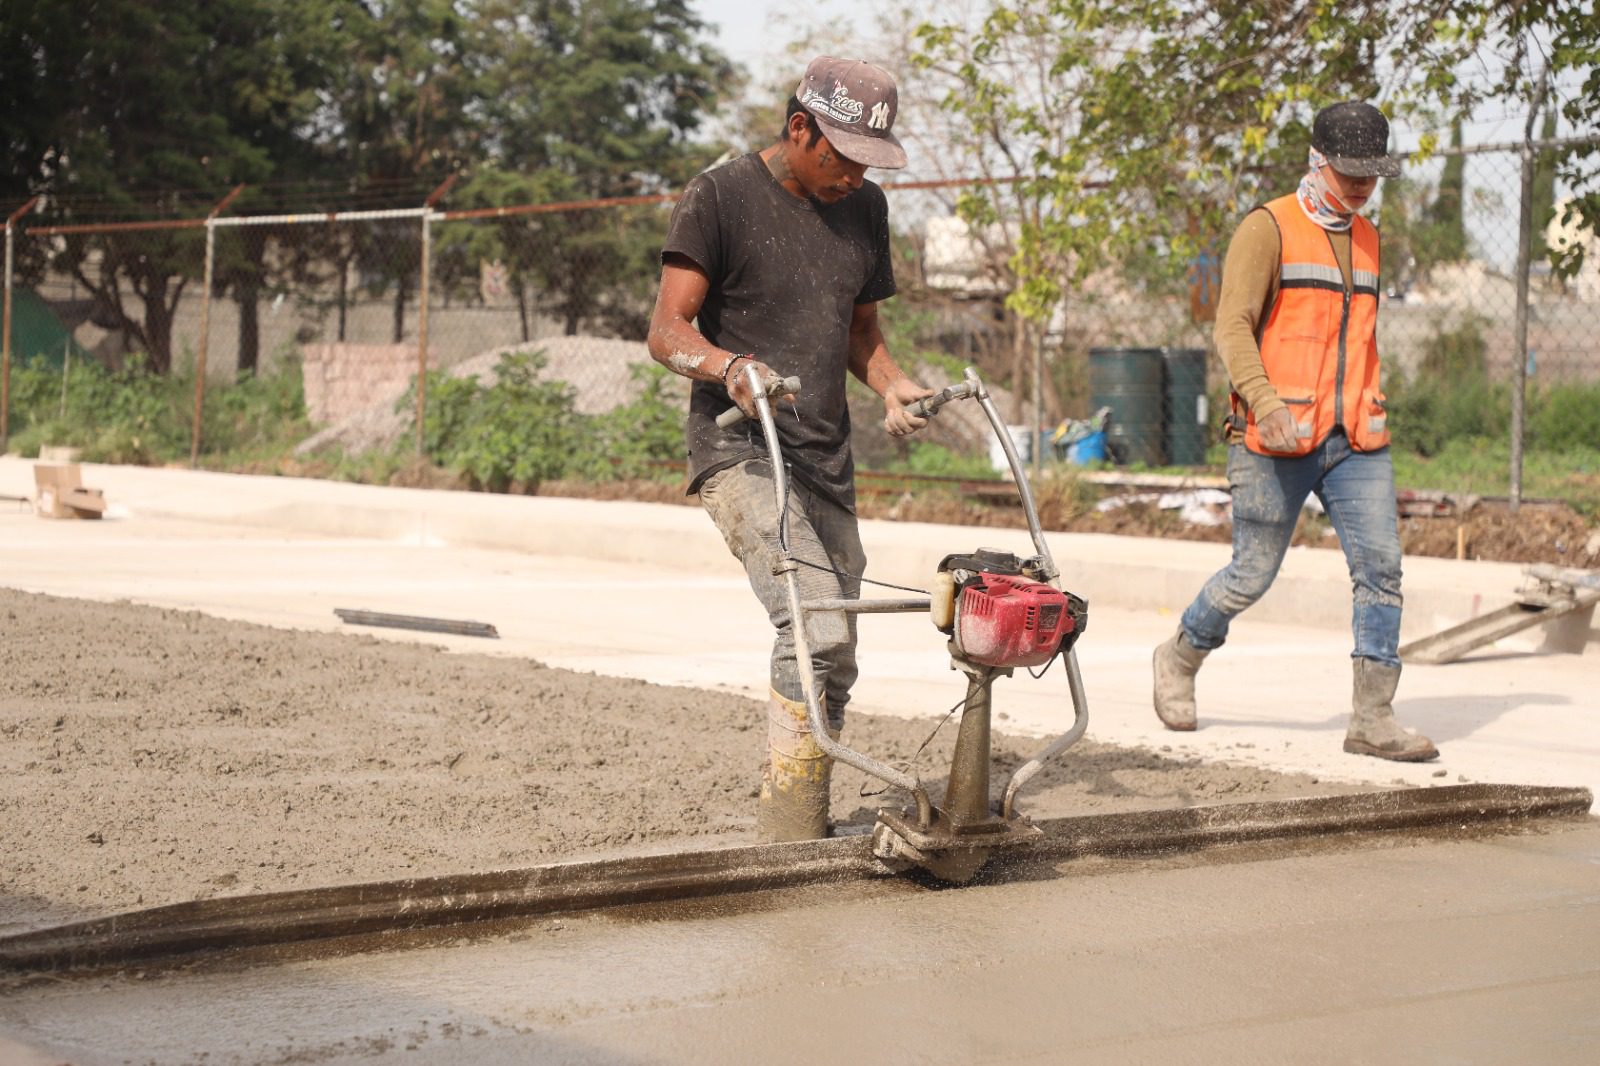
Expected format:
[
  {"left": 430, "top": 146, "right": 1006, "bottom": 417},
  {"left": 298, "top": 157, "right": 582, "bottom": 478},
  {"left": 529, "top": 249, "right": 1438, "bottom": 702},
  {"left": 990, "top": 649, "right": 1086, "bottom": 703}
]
[{"left": 0, "top": 456, "right": 1589, "bottom": 650}]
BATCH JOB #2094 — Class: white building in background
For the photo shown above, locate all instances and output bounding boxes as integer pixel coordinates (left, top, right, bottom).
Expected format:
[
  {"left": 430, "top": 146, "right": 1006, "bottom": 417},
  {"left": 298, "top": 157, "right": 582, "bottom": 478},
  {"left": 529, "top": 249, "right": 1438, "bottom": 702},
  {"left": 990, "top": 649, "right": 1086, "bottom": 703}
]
[
  {"left": 921, "top": 215, "right": 1011, "bottom": 296},
  {"left": 1408, "top": 260, "right": 1516, "bottom": 308}
]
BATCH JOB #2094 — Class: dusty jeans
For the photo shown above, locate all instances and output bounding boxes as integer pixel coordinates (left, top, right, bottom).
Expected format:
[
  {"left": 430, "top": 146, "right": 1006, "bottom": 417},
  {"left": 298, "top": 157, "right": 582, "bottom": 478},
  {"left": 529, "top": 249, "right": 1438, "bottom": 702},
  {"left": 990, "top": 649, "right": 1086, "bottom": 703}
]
[
  {"left": 1180, "top": 430, "right": 1403, "bottom": 666},
  {"left": 698, "top": 459, "right": 865, "bottom": 729}
]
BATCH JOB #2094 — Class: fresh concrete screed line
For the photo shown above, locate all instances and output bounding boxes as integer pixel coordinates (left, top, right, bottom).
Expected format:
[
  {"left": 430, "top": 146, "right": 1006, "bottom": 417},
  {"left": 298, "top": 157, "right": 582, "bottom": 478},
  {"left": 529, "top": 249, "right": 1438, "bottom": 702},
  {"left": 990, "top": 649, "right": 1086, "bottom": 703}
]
[{"left": 0, "top": 784, "right": 1587, "bottom": 976}]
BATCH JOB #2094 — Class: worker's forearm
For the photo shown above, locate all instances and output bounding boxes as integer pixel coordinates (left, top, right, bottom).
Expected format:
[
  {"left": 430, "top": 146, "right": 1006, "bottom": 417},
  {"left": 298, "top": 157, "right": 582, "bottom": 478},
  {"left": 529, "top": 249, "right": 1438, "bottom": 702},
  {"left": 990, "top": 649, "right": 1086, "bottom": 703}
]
[
  {"left": 647, "top": 317, "right": 745, "bottom": 384},
  {"left": 847, "top": 321, "right": 909, "bottom": 398}
]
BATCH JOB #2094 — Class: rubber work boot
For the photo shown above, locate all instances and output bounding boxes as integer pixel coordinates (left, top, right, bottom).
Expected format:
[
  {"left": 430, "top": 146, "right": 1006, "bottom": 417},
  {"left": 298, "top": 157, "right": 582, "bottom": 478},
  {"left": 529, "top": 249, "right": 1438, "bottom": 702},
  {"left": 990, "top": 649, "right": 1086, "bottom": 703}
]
[
  {"left": 1344, "top": 658, "right": 1438, "bottom": 762},
  {"left": 1152, "top": 625, "right": 1208, "bottom": 731},
  {"left": 757, "top": 689, "right": 837, "bottom": 842}
]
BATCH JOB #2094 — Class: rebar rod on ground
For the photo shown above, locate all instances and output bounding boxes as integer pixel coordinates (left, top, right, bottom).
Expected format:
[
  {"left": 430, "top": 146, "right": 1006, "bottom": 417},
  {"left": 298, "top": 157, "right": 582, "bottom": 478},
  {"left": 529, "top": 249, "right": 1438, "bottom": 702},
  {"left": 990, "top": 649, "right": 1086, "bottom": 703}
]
[{"left": 333, "top": 608, "right": 498, "bottom": 638}]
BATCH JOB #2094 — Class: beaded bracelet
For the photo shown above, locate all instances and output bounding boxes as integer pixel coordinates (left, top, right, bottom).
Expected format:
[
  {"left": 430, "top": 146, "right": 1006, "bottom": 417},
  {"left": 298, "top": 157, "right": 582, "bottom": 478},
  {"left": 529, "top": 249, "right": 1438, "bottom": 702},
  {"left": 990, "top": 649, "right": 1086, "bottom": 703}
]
[{"left": 722, "top": 354, "right": 752, "bottom": 387}]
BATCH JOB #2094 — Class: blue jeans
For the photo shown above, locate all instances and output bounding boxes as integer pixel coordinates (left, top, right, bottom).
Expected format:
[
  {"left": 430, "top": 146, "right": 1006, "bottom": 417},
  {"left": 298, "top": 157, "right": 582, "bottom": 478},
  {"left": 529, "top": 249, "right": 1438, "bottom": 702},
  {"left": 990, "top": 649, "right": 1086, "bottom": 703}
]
[
  {"left": 1180, "top": 431, "right": 1403, "bottom": 666},
  {"left": 697, "top": 459, "right": 864, "bottom": 728}
]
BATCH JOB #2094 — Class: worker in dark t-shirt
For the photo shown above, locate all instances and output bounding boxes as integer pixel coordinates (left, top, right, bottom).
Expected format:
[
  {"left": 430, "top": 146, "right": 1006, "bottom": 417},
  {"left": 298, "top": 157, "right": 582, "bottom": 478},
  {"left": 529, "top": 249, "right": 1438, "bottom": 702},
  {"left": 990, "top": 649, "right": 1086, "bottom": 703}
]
[{"left": 647, "top": 56, "right": 934, "bottom": 842}]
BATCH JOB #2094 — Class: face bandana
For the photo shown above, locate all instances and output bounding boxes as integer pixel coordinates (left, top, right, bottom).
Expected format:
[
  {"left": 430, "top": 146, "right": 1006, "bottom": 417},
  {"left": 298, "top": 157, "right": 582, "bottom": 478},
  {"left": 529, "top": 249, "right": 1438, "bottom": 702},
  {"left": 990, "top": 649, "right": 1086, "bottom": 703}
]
[{"left": 1296, "top": 147, "right": 1359, "bottom": 232}]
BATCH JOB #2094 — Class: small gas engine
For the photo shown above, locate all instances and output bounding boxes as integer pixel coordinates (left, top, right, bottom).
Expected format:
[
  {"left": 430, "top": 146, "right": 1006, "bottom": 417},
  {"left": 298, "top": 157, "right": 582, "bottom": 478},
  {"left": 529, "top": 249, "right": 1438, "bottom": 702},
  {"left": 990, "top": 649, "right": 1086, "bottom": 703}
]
[{"left": 930, "top": 549, "right": 1087, "bottom": 669}]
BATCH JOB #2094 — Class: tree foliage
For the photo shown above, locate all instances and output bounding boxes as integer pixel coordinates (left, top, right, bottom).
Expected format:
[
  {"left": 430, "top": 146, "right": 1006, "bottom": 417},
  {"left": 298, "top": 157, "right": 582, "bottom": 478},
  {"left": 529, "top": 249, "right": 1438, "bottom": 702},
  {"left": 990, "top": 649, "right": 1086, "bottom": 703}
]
[
  {"left": 3, "top": 0, "right": 734, "bottom": 373},
  {"left": 911, "top": 0, "right": 1600, "bottom": 324}
]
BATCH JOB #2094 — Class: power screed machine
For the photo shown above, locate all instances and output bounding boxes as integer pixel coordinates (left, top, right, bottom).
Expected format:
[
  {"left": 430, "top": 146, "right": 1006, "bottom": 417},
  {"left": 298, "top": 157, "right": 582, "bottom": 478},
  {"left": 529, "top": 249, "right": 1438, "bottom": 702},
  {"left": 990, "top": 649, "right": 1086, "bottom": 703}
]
[{"left": 719, "top": 365, "right": 1091, "bottom": 883}]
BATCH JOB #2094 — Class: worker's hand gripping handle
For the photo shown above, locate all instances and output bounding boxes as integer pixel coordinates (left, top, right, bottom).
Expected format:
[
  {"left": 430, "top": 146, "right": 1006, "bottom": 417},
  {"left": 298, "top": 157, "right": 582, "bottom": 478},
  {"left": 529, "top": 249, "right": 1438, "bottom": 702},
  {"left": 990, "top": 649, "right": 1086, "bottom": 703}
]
[
  {"left": 716, "top": 375, "right": 803, "bottom": 428},
  {"left": 905, "top": 380, "right": 977, "bottom": 420}
]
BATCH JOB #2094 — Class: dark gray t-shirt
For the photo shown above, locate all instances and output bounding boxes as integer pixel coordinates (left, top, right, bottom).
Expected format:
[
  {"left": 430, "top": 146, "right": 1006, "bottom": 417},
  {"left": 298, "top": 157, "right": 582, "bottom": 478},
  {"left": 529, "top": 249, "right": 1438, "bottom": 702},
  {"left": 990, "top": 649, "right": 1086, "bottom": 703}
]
[{"left": 662, "top": 152, "right": 896, "bottom": 512}]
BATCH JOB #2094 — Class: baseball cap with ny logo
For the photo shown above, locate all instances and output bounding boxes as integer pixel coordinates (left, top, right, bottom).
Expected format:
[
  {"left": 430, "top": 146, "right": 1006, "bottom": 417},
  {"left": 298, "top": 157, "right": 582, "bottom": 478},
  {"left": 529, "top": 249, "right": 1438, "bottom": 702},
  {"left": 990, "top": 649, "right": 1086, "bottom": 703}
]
[{"left": 795, "top": 56, "right": 907, "bottom": 170}]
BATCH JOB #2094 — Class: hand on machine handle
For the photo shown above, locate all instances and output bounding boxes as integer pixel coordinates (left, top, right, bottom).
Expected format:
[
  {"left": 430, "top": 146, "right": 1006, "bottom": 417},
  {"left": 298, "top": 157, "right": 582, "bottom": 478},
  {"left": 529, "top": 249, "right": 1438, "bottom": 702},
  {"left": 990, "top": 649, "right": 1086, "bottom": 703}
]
[
  {"left": 716, "top": 359, "right": 801, "bottom": 428},
  {"left": 904, "top": 380, "right": 978, "bottom": 421},
  {"left": 884, "top": 377, "right": 937, "bottom": 438}
]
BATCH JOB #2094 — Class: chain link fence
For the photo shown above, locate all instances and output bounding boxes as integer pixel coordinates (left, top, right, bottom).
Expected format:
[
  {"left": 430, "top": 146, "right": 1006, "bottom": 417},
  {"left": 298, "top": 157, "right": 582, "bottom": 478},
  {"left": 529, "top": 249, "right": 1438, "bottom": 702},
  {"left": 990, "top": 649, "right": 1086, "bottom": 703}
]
[{"left": 3, "top": 138, "right": 1597, "bottom": 500}]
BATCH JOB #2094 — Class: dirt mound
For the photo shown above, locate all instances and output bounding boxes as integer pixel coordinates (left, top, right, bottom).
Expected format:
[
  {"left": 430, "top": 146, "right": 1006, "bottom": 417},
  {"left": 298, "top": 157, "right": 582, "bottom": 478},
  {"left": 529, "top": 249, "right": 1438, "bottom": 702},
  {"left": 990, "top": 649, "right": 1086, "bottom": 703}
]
[
  {"left": 0, "top": 588, "right": 1352, "bottom": 934},
  {"left": 1398, "top": 502, "right": 1600, "bottom": 566},
  {"left": 854, "top": 485, "right": 1596, "bottom": 566}
]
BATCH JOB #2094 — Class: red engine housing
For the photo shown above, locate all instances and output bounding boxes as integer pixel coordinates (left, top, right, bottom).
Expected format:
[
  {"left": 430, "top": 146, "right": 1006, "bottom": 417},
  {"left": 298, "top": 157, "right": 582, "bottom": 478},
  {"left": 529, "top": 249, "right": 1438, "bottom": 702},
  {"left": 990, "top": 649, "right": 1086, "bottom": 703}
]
[{"left": 953, "top": 572, "right": 1074, "bottom": 668}]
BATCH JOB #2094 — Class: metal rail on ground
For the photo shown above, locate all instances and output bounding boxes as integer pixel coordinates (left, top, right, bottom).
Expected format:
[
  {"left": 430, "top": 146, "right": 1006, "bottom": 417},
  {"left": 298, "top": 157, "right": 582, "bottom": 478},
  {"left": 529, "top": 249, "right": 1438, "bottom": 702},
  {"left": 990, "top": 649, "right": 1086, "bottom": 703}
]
[
  {"left": 333, "top": 608, "right": 500, "bottom": 639},
  {"left": 0, "top": 784, "right": 1587, "bottom": 976}
]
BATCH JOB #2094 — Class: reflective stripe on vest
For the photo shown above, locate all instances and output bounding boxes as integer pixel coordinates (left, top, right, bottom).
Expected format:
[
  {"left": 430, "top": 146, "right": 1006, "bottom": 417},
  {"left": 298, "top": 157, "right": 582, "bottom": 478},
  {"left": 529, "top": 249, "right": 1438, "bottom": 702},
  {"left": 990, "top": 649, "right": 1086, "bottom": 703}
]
[{"left": 1240, "top": 193, "right": 1390, "bottom": 456}]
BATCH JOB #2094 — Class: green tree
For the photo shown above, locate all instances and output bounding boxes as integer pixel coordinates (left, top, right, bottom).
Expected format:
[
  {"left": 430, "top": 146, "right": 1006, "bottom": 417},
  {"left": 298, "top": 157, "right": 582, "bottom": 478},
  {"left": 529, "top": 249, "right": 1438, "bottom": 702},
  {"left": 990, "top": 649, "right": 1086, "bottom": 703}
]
[
  {"left": 0, "top": 2, "right": 85, "bottom": 209},
  {"left": 441, "top": 0, "right": 733, "bottom": 338},
  {"left": 1530, "top": 106, "right": 1558, "bottom": 266},
  {"left": 912, "top": 0, "right": 1600, "bottom": 329},
  {"left": 1424, "top": 119, "right": 1469, "bottom": 265},
  {"left": 8, "top": 0, "right": 351, "bottom": 373},
  {"left": 326, "top": 0, "right": 484, "bottom": 344}
]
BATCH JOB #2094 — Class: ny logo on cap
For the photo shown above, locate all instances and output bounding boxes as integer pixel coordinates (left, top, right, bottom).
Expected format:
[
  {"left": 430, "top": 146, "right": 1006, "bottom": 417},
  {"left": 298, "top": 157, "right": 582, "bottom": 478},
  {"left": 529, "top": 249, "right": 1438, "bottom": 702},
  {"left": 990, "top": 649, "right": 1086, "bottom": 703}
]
[{"left": 868, "top": 101, "right": 891, "bottom": 130}]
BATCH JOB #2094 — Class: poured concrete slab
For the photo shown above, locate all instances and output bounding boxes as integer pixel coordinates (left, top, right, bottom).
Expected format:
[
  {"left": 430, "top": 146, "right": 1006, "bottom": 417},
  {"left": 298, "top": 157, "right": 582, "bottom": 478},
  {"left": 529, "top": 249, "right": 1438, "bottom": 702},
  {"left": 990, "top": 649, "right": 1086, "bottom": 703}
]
[{"left": 3, "top": 819, "right": 1597, "bottom": 1064}]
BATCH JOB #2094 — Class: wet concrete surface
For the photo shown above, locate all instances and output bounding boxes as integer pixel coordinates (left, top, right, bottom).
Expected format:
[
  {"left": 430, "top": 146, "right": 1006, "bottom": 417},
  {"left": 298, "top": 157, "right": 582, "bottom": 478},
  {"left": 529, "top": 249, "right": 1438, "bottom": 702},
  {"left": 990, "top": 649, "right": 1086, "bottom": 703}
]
[{"left": 4, "top": 819, "right": 1598, "bottom": 1065}]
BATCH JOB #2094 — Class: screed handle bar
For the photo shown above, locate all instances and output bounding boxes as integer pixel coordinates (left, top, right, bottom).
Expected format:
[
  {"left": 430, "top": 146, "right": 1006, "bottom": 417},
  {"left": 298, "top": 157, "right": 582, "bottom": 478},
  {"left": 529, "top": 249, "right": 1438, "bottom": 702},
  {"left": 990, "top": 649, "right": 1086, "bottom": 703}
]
[
  {"left": 715, "top": 374, "right": 802, "bottom": 428},
  {"left": 905, "top": 379, "right": 977, "bottom": 420},
  {"left": 739, "top": 363, "right": 933, "bottom": 829},
  {"left": 1000, "top": 646, "right": 1088, "bottom": 819}
]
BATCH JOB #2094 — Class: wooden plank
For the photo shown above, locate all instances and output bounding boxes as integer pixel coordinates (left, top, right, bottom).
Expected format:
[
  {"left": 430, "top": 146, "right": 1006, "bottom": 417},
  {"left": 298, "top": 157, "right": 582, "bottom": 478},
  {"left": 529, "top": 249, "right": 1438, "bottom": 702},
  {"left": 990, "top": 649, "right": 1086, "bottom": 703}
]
[{"left": 1400, "top": 587, "right": 1600, "bottom": 665}]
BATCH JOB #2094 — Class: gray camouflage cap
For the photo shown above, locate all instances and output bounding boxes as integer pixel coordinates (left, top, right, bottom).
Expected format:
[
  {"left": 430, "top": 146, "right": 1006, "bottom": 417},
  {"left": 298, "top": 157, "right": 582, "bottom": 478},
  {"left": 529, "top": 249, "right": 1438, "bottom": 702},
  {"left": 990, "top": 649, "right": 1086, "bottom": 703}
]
[
  {"left": 1312, "top": 101, "right": 1402, "bottom": 178},
  {"left": 795, "top": 56, "right": 908, "bottom": 170}
]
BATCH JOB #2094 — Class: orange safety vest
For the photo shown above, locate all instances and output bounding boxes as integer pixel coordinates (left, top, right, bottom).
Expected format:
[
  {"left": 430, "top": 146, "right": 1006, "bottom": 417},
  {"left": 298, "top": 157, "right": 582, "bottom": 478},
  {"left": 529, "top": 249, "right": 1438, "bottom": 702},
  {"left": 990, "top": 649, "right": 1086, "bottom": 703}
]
[{"left": 1233, "top": 193, "right": 1389, "bottom": 456}]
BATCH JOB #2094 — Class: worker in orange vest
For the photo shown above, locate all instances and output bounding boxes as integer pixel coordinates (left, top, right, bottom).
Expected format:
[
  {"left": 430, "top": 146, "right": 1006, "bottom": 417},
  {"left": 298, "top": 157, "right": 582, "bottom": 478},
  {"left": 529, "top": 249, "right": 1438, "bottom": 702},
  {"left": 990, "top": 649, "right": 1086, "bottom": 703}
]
[{"left": 1152, "top": 101, "right": 1438, "bottom": 762}]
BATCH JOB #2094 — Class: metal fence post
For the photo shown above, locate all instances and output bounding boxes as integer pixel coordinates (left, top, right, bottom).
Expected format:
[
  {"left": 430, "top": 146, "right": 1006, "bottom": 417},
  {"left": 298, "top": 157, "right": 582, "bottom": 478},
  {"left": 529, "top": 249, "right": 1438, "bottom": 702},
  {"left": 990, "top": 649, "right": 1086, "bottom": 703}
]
[
  {"left": 191, "top": 186, "right": 244, "bottom": 469},
  {"left": 413, "top": 177, "right": 456, "bottom": 457},
  {"left": 191, "top": 219, "right": 216, "bottom": 469},
  {"left": 2, "top": 215, "right": 13, "bottom": 457},
  {"left": 2, "top": 197, "right": 40, "bottom": 455},
  {"left": 416, "top": 210, "right": 432, "bottom": 457},
  {"left": 1509, "top": 76, "right": 1549, "bottom": 514}
]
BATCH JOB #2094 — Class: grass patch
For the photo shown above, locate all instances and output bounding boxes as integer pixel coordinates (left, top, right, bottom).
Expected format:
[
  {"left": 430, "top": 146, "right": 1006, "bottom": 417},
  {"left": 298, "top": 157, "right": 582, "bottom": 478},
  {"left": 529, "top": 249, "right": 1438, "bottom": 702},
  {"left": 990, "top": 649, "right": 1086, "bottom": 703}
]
[{"left": 1391, "top": 437, "right": 1600, "bottom": 515}]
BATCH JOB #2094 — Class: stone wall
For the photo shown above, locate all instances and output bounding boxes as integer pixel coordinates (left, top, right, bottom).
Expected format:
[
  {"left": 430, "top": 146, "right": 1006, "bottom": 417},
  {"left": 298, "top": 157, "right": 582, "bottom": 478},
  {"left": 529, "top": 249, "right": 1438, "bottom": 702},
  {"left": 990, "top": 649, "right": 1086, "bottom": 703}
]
[{"left": 300, "top": 343, "right": 434, "bottom": 427}]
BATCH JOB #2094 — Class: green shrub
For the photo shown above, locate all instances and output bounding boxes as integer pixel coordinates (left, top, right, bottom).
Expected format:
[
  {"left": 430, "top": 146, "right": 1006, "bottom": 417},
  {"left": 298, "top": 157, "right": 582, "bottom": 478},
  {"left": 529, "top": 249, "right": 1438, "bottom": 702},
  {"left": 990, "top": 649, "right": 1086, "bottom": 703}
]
[
  {"left": 6, "top": 352, "right": 309, "bottom": 464},
  {"left": 1528, "top": 381, "right": 1600, "bottom": 452},
  {"left": 8, "top": 353, "right": 188, "bottom": 462},
  {"left": 201, "top": 354, "right": 311, "bottom": 459},
  {"left": 879, "top": 440, "right": 1001, "bottom": 480},
  {"left": 1417, "top": 312, "right": 1489, "bottom": 378},
  {"left": 1386, "top": 371, "right": 1509, "bottom": 458},
  {"left": 578, "top": 363, "right": 685, "bottom": 481},
  {"left": 403, "top": 350, "right": 587, "bottom": 492}
]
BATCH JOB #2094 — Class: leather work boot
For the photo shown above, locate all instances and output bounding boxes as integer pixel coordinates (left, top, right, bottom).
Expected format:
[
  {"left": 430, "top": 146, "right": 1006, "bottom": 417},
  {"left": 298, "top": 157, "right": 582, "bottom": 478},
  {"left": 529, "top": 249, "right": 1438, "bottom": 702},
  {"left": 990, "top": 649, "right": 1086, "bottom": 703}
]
[
  {"left": 1343, "top": 658, "right": 1439, "bottom": 762},
  {"left": 1152, "top": 625, "right": 1209, "bottom": 731},
  {"left": 757, "top": 689, "right": 837, "bottom": 842}
]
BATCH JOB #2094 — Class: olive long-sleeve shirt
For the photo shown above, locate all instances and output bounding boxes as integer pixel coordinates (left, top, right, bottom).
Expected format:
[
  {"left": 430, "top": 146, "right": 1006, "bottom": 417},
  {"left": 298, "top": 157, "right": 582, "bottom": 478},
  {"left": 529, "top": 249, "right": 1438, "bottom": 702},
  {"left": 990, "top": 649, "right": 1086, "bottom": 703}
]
[{"left": 1214, "top": 208, "right": 1355, "bottom": 433}]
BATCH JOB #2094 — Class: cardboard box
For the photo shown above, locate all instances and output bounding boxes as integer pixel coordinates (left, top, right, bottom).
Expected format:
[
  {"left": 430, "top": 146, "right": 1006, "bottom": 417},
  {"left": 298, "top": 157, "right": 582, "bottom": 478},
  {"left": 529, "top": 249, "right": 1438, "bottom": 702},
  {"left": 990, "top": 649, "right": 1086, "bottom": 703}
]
[{"left": 33, "top": 463, "right": 106, "bottom": 520}]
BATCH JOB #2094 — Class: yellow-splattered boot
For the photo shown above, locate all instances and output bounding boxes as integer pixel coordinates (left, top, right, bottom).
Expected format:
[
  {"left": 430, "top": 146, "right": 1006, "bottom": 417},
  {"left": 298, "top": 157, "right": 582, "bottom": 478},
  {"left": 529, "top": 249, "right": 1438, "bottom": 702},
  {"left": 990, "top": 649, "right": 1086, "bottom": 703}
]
[{"left": 757, "top": 689, "right": 836, "bottom": 842}]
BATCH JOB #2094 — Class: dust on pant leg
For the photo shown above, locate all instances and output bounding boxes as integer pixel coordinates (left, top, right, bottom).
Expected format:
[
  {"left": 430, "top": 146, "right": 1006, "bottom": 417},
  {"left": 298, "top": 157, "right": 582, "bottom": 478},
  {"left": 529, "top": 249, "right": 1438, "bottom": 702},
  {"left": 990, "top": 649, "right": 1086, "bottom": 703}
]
[
  {"left": 697, "top": 461, "right": 851, "bottom": 723},
  {"left": 1317, "top": 447, "right": 1404, "bottom": 665},
  {"left": 1181, "top": 445, "right": 1305, "bottom": 650},
  {"left": 804, "top": 484, "right": 865, "bottom": 733}
]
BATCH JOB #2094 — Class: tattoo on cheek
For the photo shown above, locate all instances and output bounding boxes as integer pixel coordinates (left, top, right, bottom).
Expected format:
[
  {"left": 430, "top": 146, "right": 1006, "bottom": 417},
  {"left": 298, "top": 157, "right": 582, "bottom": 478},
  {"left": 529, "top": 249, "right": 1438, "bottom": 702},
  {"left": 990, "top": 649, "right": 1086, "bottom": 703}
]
[{"left": 819, "top": 150, "right": 833, "bottom": 166}]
